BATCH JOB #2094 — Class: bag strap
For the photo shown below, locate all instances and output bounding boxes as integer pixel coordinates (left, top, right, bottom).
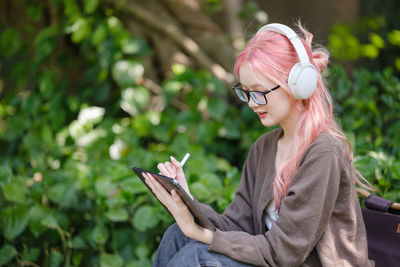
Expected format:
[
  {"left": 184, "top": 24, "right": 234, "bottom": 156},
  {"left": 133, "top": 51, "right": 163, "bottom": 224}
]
[{"left": 357, "top": 188, "right": 400, "bottom": 212}]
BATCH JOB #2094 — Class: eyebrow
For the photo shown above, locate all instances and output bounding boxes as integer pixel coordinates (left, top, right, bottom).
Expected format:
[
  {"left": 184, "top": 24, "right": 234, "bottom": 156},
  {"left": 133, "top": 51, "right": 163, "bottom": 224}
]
[
  {"left": 241, "top": 83, "right": 266, "bottom": 91},
  {"left": 241, "top": 83, "right": 263, "bottom": 88}
]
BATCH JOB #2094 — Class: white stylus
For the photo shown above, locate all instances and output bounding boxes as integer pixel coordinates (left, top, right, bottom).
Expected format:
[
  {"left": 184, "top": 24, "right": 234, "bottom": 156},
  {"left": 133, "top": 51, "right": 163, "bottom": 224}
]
[{"left": 180, "top": 153, "right": 190, "bottom": 167}]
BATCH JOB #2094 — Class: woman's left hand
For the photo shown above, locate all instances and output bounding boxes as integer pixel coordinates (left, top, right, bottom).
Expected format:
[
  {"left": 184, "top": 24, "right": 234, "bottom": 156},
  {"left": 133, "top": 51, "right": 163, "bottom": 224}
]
[{"left": 142, "top": 172, "right": 213, "bottom": 244}]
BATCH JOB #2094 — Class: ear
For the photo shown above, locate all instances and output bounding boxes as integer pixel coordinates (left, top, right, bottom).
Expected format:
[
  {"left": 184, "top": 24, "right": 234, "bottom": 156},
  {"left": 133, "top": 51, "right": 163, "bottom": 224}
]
[{"left": 294, "top": 99, "right": 305, "bottom": 112}]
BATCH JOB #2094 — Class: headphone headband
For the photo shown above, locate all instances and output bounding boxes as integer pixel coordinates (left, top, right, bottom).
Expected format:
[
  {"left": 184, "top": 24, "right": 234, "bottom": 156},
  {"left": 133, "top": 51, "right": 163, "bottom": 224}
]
[
  {"left": 257, "top": 23, "right": 312, "bottom": 67},
  {"left": 255, "top": 23, "right": 318, "bottom": 99}
]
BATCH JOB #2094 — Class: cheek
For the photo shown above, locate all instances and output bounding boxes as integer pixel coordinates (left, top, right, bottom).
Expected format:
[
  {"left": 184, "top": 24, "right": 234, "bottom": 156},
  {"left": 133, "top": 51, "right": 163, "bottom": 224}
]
[{"left": 269, "top": 94, "right": 294, "bottom": 119}]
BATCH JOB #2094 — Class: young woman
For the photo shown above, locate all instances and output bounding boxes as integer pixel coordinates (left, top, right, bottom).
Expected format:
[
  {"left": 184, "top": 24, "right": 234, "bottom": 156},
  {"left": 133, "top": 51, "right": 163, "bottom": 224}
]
[{"left": 143, "top": 23, "right": 374, "bottom": 267}]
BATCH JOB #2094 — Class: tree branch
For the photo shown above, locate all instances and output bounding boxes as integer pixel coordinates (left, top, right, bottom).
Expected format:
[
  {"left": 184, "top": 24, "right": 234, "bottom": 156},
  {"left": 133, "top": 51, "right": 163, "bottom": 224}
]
[
  {"left": 223, "top": 0, "right": 245, "bottom": 50},
  {"left": 107, "top": 0, "right": 234, "bottom": 85}
]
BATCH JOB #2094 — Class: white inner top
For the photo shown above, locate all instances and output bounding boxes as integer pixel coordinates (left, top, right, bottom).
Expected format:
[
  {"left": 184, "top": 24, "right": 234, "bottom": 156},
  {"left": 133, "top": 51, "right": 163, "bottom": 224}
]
[{"left": 265, "top": 200, "right": 279, "bottom": 230}]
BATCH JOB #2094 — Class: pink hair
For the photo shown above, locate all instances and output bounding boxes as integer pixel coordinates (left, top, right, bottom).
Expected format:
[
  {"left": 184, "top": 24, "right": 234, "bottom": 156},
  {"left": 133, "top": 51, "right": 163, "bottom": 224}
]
[{"left": 234, "top": 23, "right": 372, "bottom": 210}]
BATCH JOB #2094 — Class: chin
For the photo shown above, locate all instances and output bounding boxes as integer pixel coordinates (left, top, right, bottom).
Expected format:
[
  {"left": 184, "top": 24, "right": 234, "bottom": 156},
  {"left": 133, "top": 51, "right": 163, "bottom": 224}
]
[{"left": 260, "top": 119, "right": 276, "bottom": 128}]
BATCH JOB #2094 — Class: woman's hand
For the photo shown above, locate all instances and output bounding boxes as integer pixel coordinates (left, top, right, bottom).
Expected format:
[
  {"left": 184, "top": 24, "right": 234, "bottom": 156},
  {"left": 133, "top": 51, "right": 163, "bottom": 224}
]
[
  {"left": 142, "top": 172, "right": 213, "bottom": 244},
  {"left": 157, "top": 156, "right": 192, "bottom": 199}
]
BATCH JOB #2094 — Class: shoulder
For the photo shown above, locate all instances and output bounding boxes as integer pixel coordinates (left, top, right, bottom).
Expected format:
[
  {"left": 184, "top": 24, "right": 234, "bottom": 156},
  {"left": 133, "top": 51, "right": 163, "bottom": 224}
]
[
  {"left": 302, "top": 131, "right": 350, "bottom": 166},
  {"left": 309, "top": 131, "right": 346, "bottom": 154},
  {"left": 252, "top": 127, "right": 282, "bottom": 150},
  {"left": 246, "top": 127, "right": 281, "bottom": 165}
]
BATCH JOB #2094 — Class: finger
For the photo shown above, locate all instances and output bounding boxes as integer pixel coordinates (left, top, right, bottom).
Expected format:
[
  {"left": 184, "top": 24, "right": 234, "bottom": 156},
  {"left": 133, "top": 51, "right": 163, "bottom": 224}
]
[
  {"left": 157, "top": 163, "right": 167, "bottom": 174},
  {"left": 143, "top": 173, "right": 157, "bottom": 192},
  {"left": 171, "top": 189, "right": 183, "bottom": 205},
  {"left": 171, "top": 156, "right": 185, "bottom": 177},
  {"left": 164, "top": 162, "right": 177, "bottom": 177},
  {"left": 157, "top": 162, "right": 174, "bottom": 177},
  {"left": 145, "top": 173, "right": 172, "bottom": 204}
]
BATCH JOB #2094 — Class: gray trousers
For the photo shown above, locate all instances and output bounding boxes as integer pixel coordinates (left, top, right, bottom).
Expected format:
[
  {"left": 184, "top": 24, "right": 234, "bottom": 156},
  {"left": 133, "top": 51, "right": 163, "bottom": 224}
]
[{"left": 152, "top": 223, "right": 255, "bottom": 267}]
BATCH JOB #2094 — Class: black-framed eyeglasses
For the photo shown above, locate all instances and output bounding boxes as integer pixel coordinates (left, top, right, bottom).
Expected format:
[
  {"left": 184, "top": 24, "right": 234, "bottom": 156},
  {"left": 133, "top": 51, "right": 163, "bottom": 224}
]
[{"left": 232, "top": 83, "right": 280, "bottom": 105}]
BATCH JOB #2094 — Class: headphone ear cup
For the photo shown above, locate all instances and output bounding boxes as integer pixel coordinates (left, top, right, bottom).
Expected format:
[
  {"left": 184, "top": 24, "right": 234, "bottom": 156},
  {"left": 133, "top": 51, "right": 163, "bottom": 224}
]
[{"left": 288, "top": 62, "right": 318, "bottom": 99}]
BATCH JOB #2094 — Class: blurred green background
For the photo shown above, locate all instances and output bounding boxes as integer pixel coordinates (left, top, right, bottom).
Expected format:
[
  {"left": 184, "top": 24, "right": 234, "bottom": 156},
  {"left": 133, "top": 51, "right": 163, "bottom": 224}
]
[{"left": 0, "top": 0, "right": 399, "bottom": 266}]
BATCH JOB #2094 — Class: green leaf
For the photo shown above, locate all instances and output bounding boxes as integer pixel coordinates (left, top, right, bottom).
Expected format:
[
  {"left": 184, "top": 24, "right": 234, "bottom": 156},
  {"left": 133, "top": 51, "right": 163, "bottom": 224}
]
[
  {"left": 196, "top": 122, "right": 218, "bottom": 144},
  {"left": 0, "top": 165, "right": 13, "bottom": 187},
  {"left": 361, "top": 44, "right": 379, "bottom": 59},
  {"left": 112, "top": 60, "right": 144, "bottom": 88},
  {"left": 164, "top": 80, "right": 182, "bottom": 94},
  {"left": 390, "top": 161, "right": 400, "bottom": 179},
  {"left": 208, "top": 98, "right": 227, "bottom": 121},
  {"left": 387, "top": 29, "right": 400, "bottom": 46},
  {"left": 71, "top": 236, "right": 87, "bottom": 250},
  {"left": 369, "top": 33, "right": 384, "bottom": 49},
  {"left": 120, "top": 178, "right": 147, "bottom": 194},
  {"left": 34, "top": 26, "right": 58, "bottom": 63},
  {"left": 3, "top": 114, "right": 28, "bottom": 140},
  {"left": 100, "top": 253, "right": 124, "bottom": 267},
  {"left": 71, "top": 18, "right": 91, "bottom": 43},
  {"left": 132, "top": 205, "right": 159, "bottom": 231},
  {"left": 27, "top": 3, "right": 42, "bottom": 21},
  {"left": 39, "top": 70, "right": 56, "bottom": 98},
  {"left": 84, "top": 0, "right": 99, "bottom": 14},
  {"left": 49, "top": 251, "right": 63, "bottom": 267},
  {"left": 77, "top": 106, "right": 105, "bottom": 126},
  {"left": 191, "top": 182, "right": 212, "bottom": 200},
  {"left": 0, "top": 244, "right": 17, "bottom": 265},
  {"left": 121, "top": 37, "right": 147, "bottom": 55},
  {"left": 73, "top": 253, "right": 83, "bottom": 266},
  {"left": 120, "top": 86, "right": 150, "bottom": 116},
  {"left": 3, "top": 178, "right": 26, "bottom": 204},
  {"left": 48, "top": 183, "right": 78, "bottom": 208},
  {"left": 105, "top": 208, "right": 128, "bottom": 222},
  {"left": 95, "top": 177, "right": 113, "bottom": 197},
  {"left": 135, "top": 244, "right": 149, "bottom": 259},
  {"left": 354, "top": 155, "right": 377, "bottom": 179},
  {"left": 200, "top": 173, "right": 223, "bottom": 192},
  {"left": 92, "top": 223, "right": 109, "bottom": 245},
  {"left": 41, "top": 214, "right": 59, "bottom": 229},
  {"left": 1, "top": 205, "right": 28, "bottom": 240},
  {"left": 92, "top": 22, "right": 108, "bottom": 46},
  {"left": 0, "top": 28, "right": 22, "bottom": 58},
  {"left": 127, "top": 259, "right": 151, "bottom": 267},
  {"left": 107, "top": 16, "right": 124, "bottom": 33},
  {"left": 28, "top": 205, "right": 49, "bottom": 237},
  {"left": 22, "top": 246, "right": 40, "bottom": 263}
]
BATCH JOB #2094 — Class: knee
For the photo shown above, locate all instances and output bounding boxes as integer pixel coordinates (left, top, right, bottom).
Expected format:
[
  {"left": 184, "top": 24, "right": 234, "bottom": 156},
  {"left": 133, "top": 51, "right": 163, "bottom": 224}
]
[
  {"left": 163, "top": 223, "right": 185, "bottom": 240},
  {"left": 167, "top": 241, "right": 221, "bottom": 267}
]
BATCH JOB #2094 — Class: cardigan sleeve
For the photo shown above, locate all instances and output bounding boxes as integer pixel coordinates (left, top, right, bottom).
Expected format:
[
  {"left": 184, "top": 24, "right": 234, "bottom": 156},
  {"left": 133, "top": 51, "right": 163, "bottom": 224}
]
[
  {"left": 192, "top": 135, "right": 268, "bottom": 233},
  {"left": 208, "top": 149, "right": 342, "bottom": 267}
]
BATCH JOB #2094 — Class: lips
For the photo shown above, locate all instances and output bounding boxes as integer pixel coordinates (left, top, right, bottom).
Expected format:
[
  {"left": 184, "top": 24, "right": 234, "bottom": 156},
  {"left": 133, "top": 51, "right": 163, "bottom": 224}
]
[{"left": 256, "top": 112, "right": 268, "bottom": 118}]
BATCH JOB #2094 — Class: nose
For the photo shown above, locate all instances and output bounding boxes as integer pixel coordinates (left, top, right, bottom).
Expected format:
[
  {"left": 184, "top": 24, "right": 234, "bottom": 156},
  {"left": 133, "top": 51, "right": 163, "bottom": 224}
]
[{"left": 247, "top": 97, "right": 259, "bottom": 109}]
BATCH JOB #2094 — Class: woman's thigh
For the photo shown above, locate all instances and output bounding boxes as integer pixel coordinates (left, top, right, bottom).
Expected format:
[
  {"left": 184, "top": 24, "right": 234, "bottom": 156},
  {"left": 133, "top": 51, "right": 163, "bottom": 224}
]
[{"left": 167, "top": 240, "right": 254, "bottom": 267}]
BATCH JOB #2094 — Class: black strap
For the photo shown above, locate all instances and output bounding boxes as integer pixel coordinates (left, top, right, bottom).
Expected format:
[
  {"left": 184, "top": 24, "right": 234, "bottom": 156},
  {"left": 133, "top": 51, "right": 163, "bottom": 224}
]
[{"left": 365, "top": 194, "right": 394, "bottom": 212}]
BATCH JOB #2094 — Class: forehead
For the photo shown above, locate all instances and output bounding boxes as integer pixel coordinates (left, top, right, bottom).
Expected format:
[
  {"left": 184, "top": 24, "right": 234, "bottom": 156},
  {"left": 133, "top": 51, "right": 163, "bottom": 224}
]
[{"left": 238, "top": 63, "right": 275, "bottom": 88}]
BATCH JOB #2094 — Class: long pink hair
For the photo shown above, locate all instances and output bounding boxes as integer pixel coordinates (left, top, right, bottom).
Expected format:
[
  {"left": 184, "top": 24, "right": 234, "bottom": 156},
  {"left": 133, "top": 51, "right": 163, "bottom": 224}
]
[{"left": 234, "top": 23, "right": 372, "bottom": 210}]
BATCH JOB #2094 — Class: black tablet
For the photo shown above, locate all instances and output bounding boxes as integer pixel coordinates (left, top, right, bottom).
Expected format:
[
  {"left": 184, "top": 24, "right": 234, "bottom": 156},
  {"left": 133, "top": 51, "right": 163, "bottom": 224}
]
[{"left": 132, "top": 167, "right": 216, "bottom": 231}]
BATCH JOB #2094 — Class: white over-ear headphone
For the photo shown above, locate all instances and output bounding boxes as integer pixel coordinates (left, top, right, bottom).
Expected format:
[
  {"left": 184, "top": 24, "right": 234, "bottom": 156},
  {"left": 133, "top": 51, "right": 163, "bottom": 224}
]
[{"left": 257, "top": 23, "right": 318, "bottom": 99}]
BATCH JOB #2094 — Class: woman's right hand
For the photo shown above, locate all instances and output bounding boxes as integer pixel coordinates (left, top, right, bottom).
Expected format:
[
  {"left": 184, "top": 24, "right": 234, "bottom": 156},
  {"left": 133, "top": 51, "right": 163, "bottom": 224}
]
[{"left": 157, "top": 156, "right": 193, "bottom": 199}]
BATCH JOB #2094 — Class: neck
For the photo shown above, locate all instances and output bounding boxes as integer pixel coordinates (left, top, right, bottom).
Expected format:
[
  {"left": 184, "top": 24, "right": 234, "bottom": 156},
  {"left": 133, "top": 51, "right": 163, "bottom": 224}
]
[{"left": 280, "top": 102, "right": 303, "bottom": 143}]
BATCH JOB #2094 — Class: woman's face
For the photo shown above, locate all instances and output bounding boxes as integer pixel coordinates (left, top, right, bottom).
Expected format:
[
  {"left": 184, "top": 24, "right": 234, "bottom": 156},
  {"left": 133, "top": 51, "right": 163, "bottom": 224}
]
[{"left": 238, "top": 63, "right": 300, "bottom": 128}]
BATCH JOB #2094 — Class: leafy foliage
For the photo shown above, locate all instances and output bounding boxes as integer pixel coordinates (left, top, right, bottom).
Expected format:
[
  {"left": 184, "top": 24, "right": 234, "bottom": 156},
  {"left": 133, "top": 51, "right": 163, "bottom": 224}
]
[
  {"left": 329, "top": 64, "right": 400, "bottom": 200},
  {"left": 0, "top": 0, "right": 399, "bottom": 266}
]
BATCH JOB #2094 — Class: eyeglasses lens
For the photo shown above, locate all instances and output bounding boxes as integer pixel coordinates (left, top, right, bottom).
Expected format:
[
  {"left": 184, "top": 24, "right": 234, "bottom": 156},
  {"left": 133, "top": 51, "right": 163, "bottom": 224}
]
[
  {"left": 234, "top": 88, "right": 249, "bottom": 103},
  {"left": 250, "top": 92, "right": 266, "bottom": 105}
]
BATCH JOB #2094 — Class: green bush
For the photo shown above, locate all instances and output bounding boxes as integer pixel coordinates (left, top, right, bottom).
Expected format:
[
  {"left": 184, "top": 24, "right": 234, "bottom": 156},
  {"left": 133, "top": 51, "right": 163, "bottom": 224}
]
[
  {"left": 0, "top": 1, "right": 399, "bottom": 266},
  {"left": 329, "top": 64, "right": 400, "bottom": 201}
]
